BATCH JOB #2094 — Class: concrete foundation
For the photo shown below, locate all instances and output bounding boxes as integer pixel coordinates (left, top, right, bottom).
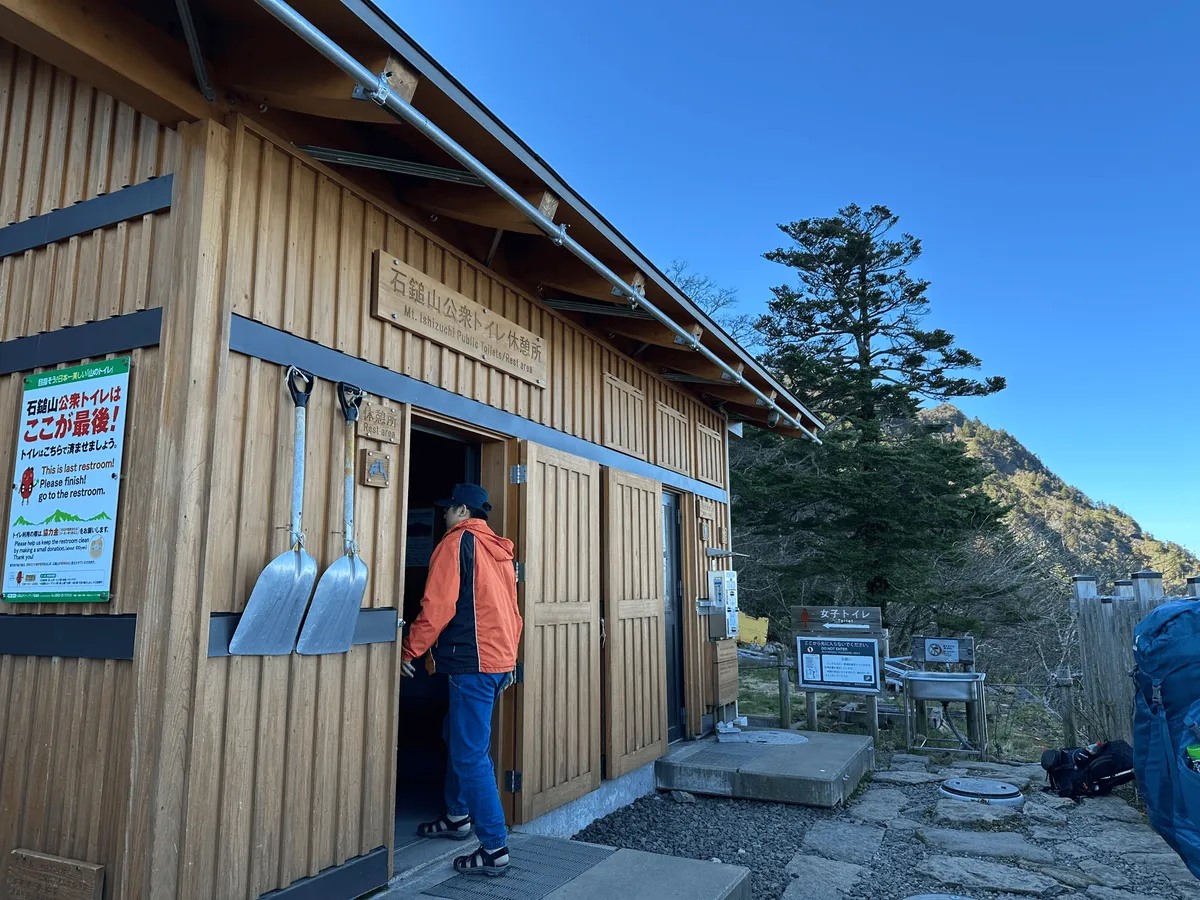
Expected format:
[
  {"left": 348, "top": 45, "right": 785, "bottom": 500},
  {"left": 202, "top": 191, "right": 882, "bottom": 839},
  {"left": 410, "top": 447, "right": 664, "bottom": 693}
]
[
  {"left": 514, "top": 760, "right": 657, "bottom": 838},
  {"left": 655, "top": 731, "right": 874, "bottom": 808}
]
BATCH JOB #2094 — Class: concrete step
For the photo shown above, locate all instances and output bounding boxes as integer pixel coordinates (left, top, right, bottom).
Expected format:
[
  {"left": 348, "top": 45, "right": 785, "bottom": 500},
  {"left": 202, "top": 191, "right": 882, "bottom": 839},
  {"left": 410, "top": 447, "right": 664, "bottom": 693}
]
[
  {"left": 655, "top": 731, "right": 874, "bottom": 808},
  {"left": 376, "top": 833, "right": 750, "bottom": 900}
]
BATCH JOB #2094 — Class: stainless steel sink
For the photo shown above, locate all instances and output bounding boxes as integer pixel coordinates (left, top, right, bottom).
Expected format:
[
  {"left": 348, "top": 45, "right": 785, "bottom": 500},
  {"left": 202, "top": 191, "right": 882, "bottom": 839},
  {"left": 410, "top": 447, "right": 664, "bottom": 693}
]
[{"left": 904, "top": 670, "right": 987, "bottom": 702}]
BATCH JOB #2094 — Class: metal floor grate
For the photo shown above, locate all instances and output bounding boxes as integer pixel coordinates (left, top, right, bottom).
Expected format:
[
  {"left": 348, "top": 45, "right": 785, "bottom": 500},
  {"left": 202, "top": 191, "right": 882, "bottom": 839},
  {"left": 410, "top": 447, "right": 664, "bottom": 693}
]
[
  {"left": 422, "top": 836, "right": 615, "bottom": 900},
  {"left": 685, "top": 743, "right": 766, "bottom": 767}
]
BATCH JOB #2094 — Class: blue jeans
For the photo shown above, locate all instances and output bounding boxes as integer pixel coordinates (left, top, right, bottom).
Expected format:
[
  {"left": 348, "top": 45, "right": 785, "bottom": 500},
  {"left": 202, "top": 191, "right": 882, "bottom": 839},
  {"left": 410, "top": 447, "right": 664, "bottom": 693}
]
[{"left": 442, "top": 671, "right": 512, "bottom": 850}]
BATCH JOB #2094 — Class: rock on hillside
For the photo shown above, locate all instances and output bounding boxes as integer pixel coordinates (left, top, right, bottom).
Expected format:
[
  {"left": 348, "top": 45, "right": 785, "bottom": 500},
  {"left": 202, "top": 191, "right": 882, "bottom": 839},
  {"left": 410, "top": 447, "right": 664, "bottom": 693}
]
[{"left": 921, "top": 405, "right": 1199, "bottom": 592}]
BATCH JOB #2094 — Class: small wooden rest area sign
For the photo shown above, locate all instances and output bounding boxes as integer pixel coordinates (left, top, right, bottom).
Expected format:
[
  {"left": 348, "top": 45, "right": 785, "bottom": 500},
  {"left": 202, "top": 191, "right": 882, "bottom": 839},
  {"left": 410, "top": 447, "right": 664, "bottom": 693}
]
[
  {"left": 372, "top": 250, "right": 547, "bottom": 387},
  {"left": 5, "top": 848, "right": 103, "bottom": 900}
]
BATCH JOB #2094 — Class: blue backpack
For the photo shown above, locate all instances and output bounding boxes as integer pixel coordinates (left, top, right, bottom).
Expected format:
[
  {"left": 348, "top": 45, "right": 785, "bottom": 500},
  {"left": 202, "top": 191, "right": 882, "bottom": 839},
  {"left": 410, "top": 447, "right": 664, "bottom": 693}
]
[{"left": 1133, "top": 597, "right": 1200, "bottom": 877}]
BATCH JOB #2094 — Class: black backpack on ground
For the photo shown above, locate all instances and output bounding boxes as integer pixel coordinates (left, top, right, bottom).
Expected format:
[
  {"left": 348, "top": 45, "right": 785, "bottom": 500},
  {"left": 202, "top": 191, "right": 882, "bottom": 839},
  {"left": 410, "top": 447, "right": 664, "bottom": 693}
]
[{"left": 1040, "top": 740, "right": 1135, "bottom": 799}]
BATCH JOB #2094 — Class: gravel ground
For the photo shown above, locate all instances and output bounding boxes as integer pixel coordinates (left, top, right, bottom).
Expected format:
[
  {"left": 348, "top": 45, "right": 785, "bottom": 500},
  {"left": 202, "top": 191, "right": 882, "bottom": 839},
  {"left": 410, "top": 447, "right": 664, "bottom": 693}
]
[
  {"left": 577, "top": 793, "right": 819, "bottom": 898},
  {"left": 574, "top": 752, "right": 1199, "bottom": 900}
]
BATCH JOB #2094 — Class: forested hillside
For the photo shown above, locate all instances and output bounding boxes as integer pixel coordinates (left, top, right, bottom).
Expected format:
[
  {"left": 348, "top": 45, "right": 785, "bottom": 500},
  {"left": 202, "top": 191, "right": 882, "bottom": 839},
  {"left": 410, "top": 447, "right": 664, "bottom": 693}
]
[{"left": 921, "top": 405, "right": 1199, "bottom": 593}]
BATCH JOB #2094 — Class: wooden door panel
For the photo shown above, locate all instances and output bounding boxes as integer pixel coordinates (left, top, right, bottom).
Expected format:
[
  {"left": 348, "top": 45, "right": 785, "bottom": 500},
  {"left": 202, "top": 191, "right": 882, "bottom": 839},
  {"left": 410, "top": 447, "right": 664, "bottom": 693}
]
[
  {"left": 603, "top": 469, "right": 667, "bottom": 778},
  {"left": 513, "top": 442, "right": 601, "bottom": 822}
]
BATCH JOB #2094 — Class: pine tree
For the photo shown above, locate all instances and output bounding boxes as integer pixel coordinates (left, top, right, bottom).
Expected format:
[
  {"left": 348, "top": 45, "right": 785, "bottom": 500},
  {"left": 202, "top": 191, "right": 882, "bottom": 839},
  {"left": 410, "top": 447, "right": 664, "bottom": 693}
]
[{"left": 734, "top": 204, "right": 1009, "bottom": 628}]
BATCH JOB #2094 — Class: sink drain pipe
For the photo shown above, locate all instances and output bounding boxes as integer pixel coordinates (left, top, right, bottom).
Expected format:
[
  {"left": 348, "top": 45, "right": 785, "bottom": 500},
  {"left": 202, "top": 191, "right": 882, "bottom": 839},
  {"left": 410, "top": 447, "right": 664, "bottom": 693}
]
[{"left": 251, "top": 0, "right": 821, "bottom": 443}]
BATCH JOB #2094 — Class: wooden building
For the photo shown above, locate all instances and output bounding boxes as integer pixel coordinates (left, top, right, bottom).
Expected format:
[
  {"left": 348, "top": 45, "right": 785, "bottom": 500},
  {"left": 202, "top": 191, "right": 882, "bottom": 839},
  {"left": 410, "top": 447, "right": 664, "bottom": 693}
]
[{"left": 0, "top": 1, "right": 822, "bottom": 898}]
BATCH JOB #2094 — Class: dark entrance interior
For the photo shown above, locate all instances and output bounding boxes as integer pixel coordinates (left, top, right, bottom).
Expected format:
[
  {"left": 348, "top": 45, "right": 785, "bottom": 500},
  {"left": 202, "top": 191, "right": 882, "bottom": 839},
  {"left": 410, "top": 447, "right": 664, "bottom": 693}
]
[
  {"left": 395, "top": 426, "right": 481, "bottom": 861},
  {"left": 662, "top": 492, "right": 686, "bottom": 743}
]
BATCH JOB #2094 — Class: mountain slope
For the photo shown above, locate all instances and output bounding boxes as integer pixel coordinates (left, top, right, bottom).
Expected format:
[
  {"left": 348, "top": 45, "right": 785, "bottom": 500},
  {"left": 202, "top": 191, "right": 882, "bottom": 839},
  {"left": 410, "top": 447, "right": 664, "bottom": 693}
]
[{"left": 922, "top": 405, "right": 1199, "bottom": 592}]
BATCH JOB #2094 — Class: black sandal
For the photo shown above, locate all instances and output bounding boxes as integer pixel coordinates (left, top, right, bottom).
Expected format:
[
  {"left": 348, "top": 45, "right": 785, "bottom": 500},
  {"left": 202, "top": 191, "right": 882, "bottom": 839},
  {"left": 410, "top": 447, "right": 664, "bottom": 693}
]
[
  {"left": 416, "top": 813, "right": 473, "bottom": 841},
  {"left": 453, "top": 845, "right": 510, "bottom": 876}
]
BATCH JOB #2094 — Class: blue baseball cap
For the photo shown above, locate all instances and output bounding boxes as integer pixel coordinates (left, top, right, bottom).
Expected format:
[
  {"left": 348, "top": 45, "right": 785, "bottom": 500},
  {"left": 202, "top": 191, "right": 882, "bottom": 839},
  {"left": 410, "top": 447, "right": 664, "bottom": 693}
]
[{"left": 435, "top": 483, "right": 492, "bottom": 513}]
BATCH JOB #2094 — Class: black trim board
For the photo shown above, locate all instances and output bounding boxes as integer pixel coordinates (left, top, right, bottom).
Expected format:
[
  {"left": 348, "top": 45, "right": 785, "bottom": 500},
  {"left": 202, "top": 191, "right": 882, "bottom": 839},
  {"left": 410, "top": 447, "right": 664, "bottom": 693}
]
[
  {"left": 230, "top": 316, "right": 729, "bottom": 503},
  {"left": 0, "top": 308, "right": 163, "bottom": 376},
  {"left": 208, "top": 608, "right": 398, "bottom": 657},
  {"left": 0, "top": 175, "right": 173, "bottom": 260},
  {"left": 258, "top": 846, "right": 388, "bottom": 900},
  {"left": 0, "top": 614, "right": 137, "bottom": 659}
]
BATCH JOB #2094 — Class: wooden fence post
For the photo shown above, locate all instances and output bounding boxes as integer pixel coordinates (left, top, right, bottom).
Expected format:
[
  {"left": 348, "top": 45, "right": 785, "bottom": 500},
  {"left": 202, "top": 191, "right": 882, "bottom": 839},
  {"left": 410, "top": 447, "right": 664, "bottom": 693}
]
[
  {"left": 1055, "top": 668, "right": 1077, "bottom": 747},
  {"left": 806, "top": 692, "right": 818, "bottom": 732},
  {"left": 1188, "top": 576, "right": 1200, "bottom": 599},
  {"left": 777, "top": 648, "right": 791, "bottom": 730},
  {"left": 1114, "top": 579, "right": 1134, "bottom": 599},
  {"left": 1071, "top": 575, "right": 1098, "bottom": 614},
  {"left": 1132, "top": 570, "right": 1165, "bottom": 605}
]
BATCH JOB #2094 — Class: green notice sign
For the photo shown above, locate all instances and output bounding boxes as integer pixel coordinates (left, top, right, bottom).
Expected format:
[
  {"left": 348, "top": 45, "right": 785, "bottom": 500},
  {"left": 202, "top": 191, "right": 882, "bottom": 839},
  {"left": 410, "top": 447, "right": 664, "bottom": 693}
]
[{"left": 3, "top": 357, "right": 131, "bottom": 603}]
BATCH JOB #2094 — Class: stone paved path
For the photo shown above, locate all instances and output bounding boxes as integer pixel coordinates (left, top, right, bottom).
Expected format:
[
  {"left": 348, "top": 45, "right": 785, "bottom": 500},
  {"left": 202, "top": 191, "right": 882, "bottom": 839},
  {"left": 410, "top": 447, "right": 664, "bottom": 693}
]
[{"left": 784, "top": 752, "right": 1199, "bottom": 900}]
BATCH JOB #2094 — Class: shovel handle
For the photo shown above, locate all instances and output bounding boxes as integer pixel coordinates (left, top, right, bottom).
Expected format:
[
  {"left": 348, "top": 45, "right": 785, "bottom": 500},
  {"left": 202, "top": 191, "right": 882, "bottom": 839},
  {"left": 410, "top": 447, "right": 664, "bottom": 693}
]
[
  {"left": 287, "top": 367, "right": 315, "bottom": 408},
  {"left": 337, "top": 382, "right": 364, "bottom": 422}
]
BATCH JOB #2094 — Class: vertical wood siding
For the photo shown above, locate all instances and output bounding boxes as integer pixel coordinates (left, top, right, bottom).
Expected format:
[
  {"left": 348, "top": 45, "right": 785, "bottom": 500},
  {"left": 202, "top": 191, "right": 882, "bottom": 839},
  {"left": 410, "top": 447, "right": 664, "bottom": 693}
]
[
  {"left": 228, "top": 118, "right": 723, "bottom": 482},
  {"left": 654, "top": 401, "right": 692, "bottom": 476},
  {"left": 601, "top": 373, "right": 646, "bottom": 460},
  {"left": 681, "top": 495, "right": 728, "bottom": 736},
  {"left": 0, "top": 656, "right": 133, "bottom": 899},
  {"left": 0, "top": 39, "right": 178, "bottom": 342},
  {"left": 515, "top": 442, "right": 601, "bottom": 822},
  {"left": 695, "top": 423, "right": 724, "bottom": 488},
  {"left": 178, "top": 359, "right": 405, "bottom": 899},
  {"left": 602, "top": 468, "right": 666, "bottom": 777},
  {"left": 0, "top": 50, "right": 177, "bottom": 900}
]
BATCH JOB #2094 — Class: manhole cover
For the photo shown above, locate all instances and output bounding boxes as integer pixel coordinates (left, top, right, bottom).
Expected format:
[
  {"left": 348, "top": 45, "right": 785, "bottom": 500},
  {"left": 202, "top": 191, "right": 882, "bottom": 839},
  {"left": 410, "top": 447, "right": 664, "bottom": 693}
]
[{"left": 939, "top": 777, "right": 1024, "bottom": 806}]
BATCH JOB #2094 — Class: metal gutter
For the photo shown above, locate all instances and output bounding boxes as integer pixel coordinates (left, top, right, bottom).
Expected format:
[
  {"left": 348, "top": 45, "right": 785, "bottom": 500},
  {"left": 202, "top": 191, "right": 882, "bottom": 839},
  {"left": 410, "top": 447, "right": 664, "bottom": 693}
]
[
  {"left": 336, "top": 0, "right": 822, "bottom": 434},
  {"left": 254, "top": 0, "right": 820, "bottom": 441}
]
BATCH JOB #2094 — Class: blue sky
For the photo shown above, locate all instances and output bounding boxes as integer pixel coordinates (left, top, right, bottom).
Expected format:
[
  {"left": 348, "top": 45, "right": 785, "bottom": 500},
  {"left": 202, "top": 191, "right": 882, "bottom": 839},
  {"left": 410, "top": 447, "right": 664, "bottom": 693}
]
[{"left": 383, "top": 1, "right": 1200, "bottom": 554}]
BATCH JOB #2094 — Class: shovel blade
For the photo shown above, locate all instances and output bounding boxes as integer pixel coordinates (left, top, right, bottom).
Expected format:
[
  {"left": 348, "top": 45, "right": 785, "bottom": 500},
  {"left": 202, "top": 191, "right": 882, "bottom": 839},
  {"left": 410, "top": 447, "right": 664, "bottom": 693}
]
[
  {"left": 229, "top": 549, "right": 318, "bottom": 655},
  {"left": 295, "top": 556, "right": 369, "bottom": 655}
]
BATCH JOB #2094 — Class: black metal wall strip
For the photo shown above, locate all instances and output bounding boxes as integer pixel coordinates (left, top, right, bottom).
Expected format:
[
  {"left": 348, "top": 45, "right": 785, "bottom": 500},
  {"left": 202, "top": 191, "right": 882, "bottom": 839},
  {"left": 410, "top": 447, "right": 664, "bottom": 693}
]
[
  {"left": 258, "top": 846, "right": 388, "bottom": 900},
  {"left": 0, "top": 175, "right": 174, "bottom": 261},
  {"left": 0, "top": 307, "right": 164, "bottom": 376},
  {"left": 230, "top": 315, "right": 730, "bottom": 503},
  {"left": 0, "top": 614, "right": 137, "bottom": 660},
  {"left": 208, "top": 608, "right": 398, "bottom": 657}
]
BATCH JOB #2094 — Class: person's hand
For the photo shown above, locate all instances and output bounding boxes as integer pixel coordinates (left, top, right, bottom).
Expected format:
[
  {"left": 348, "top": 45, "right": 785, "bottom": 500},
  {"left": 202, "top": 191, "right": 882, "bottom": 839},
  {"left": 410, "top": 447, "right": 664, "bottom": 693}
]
[{"left": 401, "top": 659, "right": 416, "bottom": 678}]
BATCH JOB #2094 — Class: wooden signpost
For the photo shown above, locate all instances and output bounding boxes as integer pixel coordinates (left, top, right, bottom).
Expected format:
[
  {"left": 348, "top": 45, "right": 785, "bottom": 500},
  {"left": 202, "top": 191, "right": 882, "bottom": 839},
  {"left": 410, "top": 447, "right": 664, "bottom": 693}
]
[{"left": 791, "top": 605, "right": 887, "bottom": 742}]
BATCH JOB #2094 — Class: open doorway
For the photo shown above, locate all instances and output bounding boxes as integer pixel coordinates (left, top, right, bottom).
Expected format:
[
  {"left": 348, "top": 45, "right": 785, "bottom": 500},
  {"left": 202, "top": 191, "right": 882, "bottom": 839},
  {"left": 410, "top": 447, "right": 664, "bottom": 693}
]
[{"left": 395, "top": 425, "right": 482, "bottom": 859}]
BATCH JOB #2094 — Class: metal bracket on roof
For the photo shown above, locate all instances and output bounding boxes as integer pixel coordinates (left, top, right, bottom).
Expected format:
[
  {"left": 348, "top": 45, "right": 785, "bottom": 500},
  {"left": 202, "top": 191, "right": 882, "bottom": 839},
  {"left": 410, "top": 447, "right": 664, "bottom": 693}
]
[
  {"left": 551, "top": 223, "right": 568, "bottom": 247},
  {"left": 351, "top": 70, "right": 393, "bottom": 106}
]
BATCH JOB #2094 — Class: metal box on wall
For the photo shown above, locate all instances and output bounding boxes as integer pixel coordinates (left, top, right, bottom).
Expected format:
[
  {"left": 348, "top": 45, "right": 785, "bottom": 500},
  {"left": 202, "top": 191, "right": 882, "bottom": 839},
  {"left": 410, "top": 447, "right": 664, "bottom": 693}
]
[{"left": 706, "top": 569, "right": 739, "bottom": 640}]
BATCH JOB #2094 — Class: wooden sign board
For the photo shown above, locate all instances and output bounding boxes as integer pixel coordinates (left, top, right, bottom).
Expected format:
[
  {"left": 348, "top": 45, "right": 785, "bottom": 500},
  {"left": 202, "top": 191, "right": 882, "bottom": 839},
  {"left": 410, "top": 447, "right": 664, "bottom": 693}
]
[
  {"left": 358, "top": 400, "right": 399, "bottom": 444},
  {"left": 360, "top": 450, "right": 391, "bottom": 488},
  {"left": 910, "top": 635, "right": 975, "bottom": 665},
  {"left": 792, "top": 605, "right": 884, "bottom": 635},
  {"left": 372, "top": 250, "right": 547, "bottom": 387},
  {"left": 697, "top": 497, "right": 716, "bottom": 521},
  {"left": 5, "top": 849, "right": 103, "bottom": 900}
]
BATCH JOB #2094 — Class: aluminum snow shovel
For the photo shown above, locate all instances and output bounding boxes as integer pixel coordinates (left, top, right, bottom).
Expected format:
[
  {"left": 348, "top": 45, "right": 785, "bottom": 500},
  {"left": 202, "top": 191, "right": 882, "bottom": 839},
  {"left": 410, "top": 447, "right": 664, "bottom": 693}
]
[
  {"left": 296, "top": 382, "right": 368, "bottom": 655},
  {"left": 229, "top": 367, "right": 318, "bottom": 655}
]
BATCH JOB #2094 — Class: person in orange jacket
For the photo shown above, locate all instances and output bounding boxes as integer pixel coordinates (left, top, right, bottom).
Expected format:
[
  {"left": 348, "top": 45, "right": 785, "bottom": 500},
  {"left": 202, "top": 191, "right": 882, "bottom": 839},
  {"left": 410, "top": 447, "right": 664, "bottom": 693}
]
[{"left": 402, "top": 483, "right": 522, "bottom": 877}]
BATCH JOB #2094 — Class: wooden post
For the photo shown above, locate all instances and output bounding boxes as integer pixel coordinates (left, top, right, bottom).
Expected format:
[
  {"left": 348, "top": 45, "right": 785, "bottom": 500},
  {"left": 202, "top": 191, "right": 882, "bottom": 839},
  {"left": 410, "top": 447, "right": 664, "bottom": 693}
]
[
  {"left": 777, "top": 648, "right": 791, "bottom": 730},
  {"left": 1188, "top": 576, "right": 1200, "bottom": 599},
  {"left": 806, "top": 692, "right": 818, "bottom": 732},
  {"left": 866, "top": 694, "right": 879, "bottom": 743},
  {"left": 1071, "top": 575, "right": 1098, "bottom": 614},
  {"left": 1132, "top": 570, "right": 1165, "bottom": 605},
  {"left": 1055, "top": 668, "right": 1077, "bottom": 748},
  {"left": 1114, "top": 579, "right": 1134, "bottom": 599}
]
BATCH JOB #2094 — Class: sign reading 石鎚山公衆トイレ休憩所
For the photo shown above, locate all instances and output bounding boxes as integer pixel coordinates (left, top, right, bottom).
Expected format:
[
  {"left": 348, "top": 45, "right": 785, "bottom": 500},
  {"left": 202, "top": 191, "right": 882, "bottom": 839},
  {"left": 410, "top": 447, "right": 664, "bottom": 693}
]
[{"left": 3, "top": 357, "right": 131, "bottom": 603}]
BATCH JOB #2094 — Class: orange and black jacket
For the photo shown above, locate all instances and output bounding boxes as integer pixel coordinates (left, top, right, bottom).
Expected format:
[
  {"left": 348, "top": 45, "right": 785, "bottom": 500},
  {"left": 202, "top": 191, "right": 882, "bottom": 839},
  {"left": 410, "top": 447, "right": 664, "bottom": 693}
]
[{"left": 402, "top": 518, "right": 523, "bottom": 675}]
